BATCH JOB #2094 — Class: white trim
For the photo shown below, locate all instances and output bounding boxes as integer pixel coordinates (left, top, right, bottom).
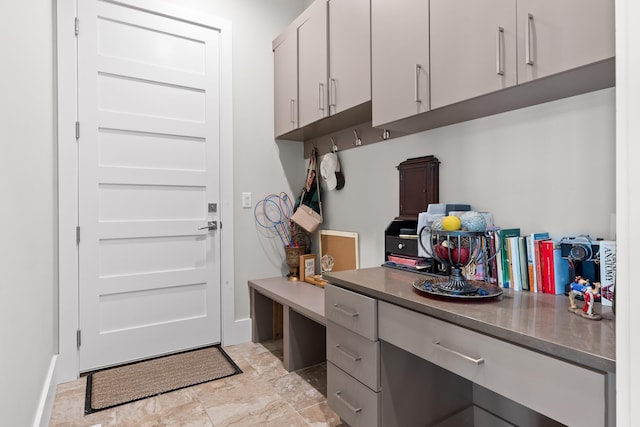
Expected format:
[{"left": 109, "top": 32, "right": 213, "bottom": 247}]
[
  {"left": 56, "top": 0, "right": 80, "bottom": 383},
  {"left": 56, "top": 0, "right": 238, "bottom": 382},
  {"left": 33, "top": 355, "right": 58, "bottom": 427}
]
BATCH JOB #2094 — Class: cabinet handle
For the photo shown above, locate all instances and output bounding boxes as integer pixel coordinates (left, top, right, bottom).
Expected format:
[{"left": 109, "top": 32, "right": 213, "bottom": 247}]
[
  {"left": 332, "top": 303, "right": 359, "bottom": 317},
  {"left": 334, "top": 391, "right": 362, "bottom": 414},
  {"left": 414, "top": 64, "right": 422, "bottom": 103},
  {"left": 335, "top": 344, "right": 362, "bottom": 362},
  {"left": 525, "top": 13, "right": 534, "bottom": 66},
  {"left": 496, "top": 27, "right": 505, "bottom": 76},
  {"left": 329, "top": 78, "right": 337, "bottom": 108},
  {"left": 289, "top": 99, "right": 295, "bottom": 125},
  {"left": 318, "top": 82, "right": 325, "bottom": 111},
  {"left": 432, "top": 340, "right": 485, "bottom": 365}
]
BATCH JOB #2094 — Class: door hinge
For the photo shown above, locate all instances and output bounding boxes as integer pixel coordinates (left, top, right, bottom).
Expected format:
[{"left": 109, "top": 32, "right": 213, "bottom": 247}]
[
  {"left": 76, "top": 329, "right": 81, "bottom": 349},
  {"left": 75, "top": 121, "right": 80, "bottom": 140},
  {"left": 76, "top": 226, "right": 80, "bottom": 245},
  {"left": 74, "top": 17, "right": 79, "bottom": 36}
]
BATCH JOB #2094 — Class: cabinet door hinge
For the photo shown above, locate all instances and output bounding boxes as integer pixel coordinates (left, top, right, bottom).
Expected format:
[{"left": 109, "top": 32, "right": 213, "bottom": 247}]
[
  {"left": 76, "top": 226, "right": 80, "bottom": 245},
  {"left": 75, "top": 121, "right": 80, "bottom": 140},
  {"left": 76, "top": 329, "right": 81, "bottom": 349},
  {"left": 74, "top": 17, "right": 79, "bottom": 36}
]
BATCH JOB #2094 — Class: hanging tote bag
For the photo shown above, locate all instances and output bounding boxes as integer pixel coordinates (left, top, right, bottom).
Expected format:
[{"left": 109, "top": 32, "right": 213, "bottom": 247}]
[{"left": 291, "top": 147, "right": 323, "bottom": 232}]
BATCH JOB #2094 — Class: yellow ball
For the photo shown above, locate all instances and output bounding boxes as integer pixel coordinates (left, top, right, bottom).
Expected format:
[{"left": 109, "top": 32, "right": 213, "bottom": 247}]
[{"left": 442, "top": 215, "right": 461, "bottom": 231}]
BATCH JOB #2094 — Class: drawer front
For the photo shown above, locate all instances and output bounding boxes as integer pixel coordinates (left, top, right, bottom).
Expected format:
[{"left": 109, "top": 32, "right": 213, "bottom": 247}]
[
  {"left": 327, "top": 320, "right": 380, "bottom": 391},
  {"left": 378, "top": 301, "right": 606, "bottom": 427},
  {"left": 325, "top": 284, "right": 377, "bottom": 340},
  {"left": 328, "top": 362, "right": 380, "bottom": 427},
  {"left": 385, "top": 236, "right": 418, "bottom": 256}
]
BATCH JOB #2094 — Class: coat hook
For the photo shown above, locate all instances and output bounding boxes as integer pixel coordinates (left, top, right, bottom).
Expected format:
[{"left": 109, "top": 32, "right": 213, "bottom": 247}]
[
  {"left": 330, "top": 136, "right": 338, "bottom": 153},
  {"left": 353, "top": 129, "right": 362, "bottom": 146}
]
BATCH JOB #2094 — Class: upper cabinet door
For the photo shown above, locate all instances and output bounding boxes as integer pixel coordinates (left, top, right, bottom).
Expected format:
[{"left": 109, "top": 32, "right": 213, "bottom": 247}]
[
  {"left": 328, "top": 0, "right": 371, "bottom": 116},
  {"left": 298, "top": 0, "right": 328, "bottom": 128},
  {"left": 430, "top": 0, "right": 517, "bottom": 110},
  {"left": 273, "top": 33, "right": 297, "bottom": 138},
  {"left": 372, "top": 0, "right": 429, "bottom": 127},
  {"left": 517, "top": 0, "right": 615, "bottom": 84}
]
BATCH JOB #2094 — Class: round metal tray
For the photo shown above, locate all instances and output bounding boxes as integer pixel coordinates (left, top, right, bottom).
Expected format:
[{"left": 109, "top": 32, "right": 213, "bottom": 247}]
[{"left": 412, "top": 278, "right": 503, "bottom": 300}]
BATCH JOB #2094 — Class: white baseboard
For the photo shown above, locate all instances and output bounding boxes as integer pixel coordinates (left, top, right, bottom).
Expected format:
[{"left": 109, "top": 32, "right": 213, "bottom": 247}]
[
  {"left": 223, "top": 317, "right": 251, "bottom": 346},
  {"left": 33, "top": 355, "right": 57, "bottom": 427}
]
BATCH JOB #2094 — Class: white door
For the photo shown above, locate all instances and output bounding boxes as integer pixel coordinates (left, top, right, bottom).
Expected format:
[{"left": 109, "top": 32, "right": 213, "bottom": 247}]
[{"left": 77, "top": 0, "right": 222, "bottom": 371}]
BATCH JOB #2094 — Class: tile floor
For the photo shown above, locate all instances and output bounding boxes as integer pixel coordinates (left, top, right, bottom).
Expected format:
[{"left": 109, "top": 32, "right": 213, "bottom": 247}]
[{"left": 49, "top": 340, "right": 344, "bottom": 426}]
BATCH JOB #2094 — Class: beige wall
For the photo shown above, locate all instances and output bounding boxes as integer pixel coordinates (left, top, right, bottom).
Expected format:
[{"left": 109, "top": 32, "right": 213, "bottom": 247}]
[
  {"left": 0, "top": 1, "right": 57, "bottom": 425},
  {"left": 320, "top": 88, "right": 616, "bottom": 267}
]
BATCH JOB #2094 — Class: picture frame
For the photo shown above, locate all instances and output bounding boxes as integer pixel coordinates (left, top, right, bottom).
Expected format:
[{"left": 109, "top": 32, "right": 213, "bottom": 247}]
[{"left": 299, "top": 254, "right": 316, "bottom": 282}]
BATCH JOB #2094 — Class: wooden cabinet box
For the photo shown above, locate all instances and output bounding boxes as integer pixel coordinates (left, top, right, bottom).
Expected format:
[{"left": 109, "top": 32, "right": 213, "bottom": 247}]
[{"left": 397, "top": 155, "right": 440, "bottom": 221}]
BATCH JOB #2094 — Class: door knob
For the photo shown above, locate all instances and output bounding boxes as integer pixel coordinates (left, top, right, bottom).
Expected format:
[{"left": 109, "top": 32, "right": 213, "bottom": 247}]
[{"left": 198, "top": 221, "right": 218, "bottom": 231}]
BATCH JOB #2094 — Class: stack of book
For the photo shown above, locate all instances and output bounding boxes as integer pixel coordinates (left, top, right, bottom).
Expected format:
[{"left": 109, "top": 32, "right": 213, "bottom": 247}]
[{"left": 486, "top": 228, "right": 572, "bottom": 294}]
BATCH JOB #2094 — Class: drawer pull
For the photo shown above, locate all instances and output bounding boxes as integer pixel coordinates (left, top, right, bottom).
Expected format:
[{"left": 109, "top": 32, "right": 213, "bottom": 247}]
[
  {"left": 433, "top": 340, "right": 485, "bottom": 365},
  {"left": 335, "top": 344, "right": 362, "bottom": 362},
  {"left": 335, "top": 391, "right": 362, "bottom": 414},
  {"left": 332, "top": 303, "right": 359, "bottom": 317}
]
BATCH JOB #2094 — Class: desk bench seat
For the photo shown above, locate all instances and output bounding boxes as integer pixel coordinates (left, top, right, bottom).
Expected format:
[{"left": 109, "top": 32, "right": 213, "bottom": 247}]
[{"left": 248, "top": 277, "right": 326, "bottom": 371}]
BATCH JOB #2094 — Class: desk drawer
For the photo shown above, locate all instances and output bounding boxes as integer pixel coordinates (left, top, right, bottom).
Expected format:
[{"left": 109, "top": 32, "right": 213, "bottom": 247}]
[
  {"left": 327, "top": 320, "right": 380, "bottom": 391},
  {"left": 328, "top": 362, "right": 380, "bottom": 427},
  {"left": 378, "top": 301, "right": 606, "bottom": 427},
  {"left": 325, "top": 284, "right": 377, "bottom": 340}
]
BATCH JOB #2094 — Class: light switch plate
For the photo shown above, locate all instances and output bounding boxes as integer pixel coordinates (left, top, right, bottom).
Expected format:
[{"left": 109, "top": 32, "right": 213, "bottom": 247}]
[{"left": 242, "top": 192, "right": 252, "bottom": 208}]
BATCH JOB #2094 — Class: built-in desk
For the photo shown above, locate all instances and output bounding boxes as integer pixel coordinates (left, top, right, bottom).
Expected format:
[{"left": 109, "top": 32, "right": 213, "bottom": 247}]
[
  {"left": 248, "top": 277, "right": 326, "bottom": 371},
  {"left": 324, "top": 267, "right": 616, "bottom": 427}
]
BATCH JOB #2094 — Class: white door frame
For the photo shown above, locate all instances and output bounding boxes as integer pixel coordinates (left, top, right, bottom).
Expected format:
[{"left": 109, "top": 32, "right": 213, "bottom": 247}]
[{"left": 56, "top": 0, "right": 246, "bottom": 383}]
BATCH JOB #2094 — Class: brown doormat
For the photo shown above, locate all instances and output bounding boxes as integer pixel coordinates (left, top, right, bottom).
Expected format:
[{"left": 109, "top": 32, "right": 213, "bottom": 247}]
[{"left": 84, "top": 345, "right": 241, "bottom": 414}]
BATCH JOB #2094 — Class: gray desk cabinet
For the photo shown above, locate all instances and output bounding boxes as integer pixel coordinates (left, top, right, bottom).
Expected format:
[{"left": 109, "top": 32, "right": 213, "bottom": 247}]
[
  {"left": 517, "top": 0, "right": 615, "bottom": 84},
  {"left": 371, "top": 0, "right": 429, "bottom": 127},
  {"left": 378, "top": 300, "right": 608, "bottom": 427},
  {"left": 430, "top": 0, "right": 517, "bottom": 110},
  {"left": 325, "top": 284, "right": 380, "bottom": 427}
]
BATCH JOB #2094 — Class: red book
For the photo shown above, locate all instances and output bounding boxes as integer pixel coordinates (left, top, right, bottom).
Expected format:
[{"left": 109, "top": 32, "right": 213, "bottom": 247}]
[{"left": 539, "top": 240, "right": 555, "bottom": 294}]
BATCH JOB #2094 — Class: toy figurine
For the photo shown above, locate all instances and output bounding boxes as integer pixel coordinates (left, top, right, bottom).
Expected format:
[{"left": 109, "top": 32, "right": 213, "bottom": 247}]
[{"left": 568, "top": 276, "right": 602, "bottom": 320}]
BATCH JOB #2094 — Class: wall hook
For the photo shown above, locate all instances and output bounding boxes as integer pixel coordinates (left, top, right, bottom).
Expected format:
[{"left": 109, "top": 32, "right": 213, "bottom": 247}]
[
  {"left": 330, "top": 136, "right": 338, "bottom": 153},
  {"left": 381, "top": 129, "right": 391, "bottom": 140},
  {"left": 353, "top": 129, "right": 362, "bottom": 146}
]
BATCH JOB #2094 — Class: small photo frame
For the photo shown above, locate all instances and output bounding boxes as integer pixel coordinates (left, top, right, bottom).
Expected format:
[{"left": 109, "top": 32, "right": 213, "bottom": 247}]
[{"left": 299, "top": 254, "right": 316, "bottom": 282}]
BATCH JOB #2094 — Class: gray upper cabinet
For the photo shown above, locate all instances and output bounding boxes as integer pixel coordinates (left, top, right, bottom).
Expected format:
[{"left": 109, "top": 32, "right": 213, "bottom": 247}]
[
  {"left": 430, "top": 0, "right": 517, "bottom": 110},
  {"left": 517, "top": 0, "right": 615, "bottom": 84},
  {"left": 273, "top": 32, "right": 297, "bottom": 138},
  {"left": 328, "top": 0, "right": 371, "bottom": 116},
  {"left": 371, "top": 0, "right": 429, "bottom": 127},
  {"left": 276, "top": 0, "right": 614, "bottom": 140},
  {"left": 298, "top": 0, "right": 328, "bottom": 129}
]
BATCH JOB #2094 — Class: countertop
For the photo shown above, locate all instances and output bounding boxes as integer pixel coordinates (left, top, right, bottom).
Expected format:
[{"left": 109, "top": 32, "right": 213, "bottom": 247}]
[{"left": 323, "top": 266, "right": 615, "bottom": 373}]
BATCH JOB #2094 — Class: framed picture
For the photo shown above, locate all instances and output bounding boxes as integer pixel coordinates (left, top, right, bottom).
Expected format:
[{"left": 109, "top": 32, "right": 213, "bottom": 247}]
[{"left": 299, "top": 254, "right": 316, "bottom": 282}]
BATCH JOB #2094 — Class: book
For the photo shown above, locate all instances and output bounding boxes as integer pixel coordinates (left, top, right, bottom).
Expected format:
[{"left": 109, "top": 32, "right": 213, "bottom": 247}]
[
  {"left": 518, "top": 236, "right": 530, "bottom": 291},
  {"left": 525, "top": 232, "right": 550, "bottom": 292},
  {"left": 486, "top": 227, "right": 500, "bottom": 285},
  {"left": 533, "top": 239, "right": 546, "bottom": 292},
  {"left": 540, "top": 240, "right": 570, "bottom": 294},
  {"left": 539, "top": 240, "right": 554, "bottom": 293},
  {"left": 598, "top": 240, "right": 616, "bottom": 306},
  {"left": 507, "top": 236, "right": 522, "bottom": 291},
  {"left": 498, "top": 228, "right": 520, "bottom": 288},
  {"left": 552, "top": 242, "right": 570, "bottom": 294}
]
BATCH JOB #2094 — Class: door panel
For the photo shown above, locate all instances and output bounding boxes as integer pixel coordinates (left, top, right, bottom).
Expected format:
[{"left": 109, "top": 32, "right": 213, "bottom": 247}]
[
  {"left": 78, "top": 0, "right": 221, "bottom": 371},
  {"left": 430, "top": 0, "right": 517, "bottom": 109}
]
